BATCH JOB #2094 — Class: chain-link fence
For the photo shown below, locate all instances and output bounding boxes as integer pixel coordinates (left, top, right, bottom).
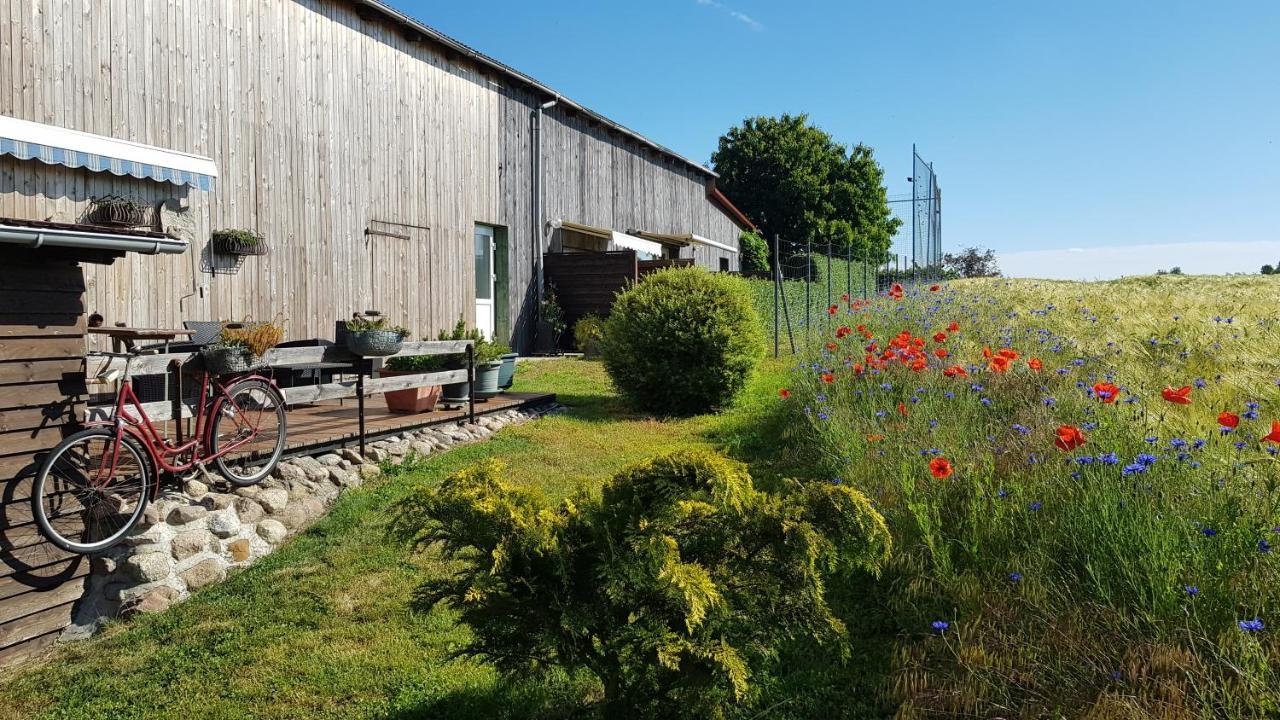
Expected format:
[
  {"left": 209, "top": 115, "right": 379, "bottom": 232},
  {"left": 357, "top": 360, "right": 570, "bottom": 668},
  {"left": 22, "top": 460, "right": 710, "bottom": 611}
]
[{"left": 912, "top": 145, "right": 942, "bottom": 274}]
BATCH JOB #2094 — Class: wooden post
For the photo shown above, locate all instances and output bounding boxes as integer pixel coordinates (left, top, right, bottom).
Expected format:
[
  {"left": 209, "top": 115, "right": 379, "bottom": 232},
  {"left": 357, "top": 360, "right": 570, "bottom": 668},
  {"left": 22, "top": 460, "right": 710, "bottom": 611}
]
[{"left": 356, "top": 360, "right": 367, "bottom": 456}]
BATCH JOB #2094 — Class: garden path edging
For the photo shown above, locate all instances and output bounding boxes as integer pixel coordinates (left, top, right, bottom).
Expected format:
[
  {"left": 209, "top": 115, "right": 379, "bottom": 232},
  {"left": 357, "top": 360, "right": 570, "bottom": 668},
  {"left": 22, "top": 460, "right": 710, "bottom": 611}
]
[{"left": 61, "top": 403, "right": 562, "bottom": 641}]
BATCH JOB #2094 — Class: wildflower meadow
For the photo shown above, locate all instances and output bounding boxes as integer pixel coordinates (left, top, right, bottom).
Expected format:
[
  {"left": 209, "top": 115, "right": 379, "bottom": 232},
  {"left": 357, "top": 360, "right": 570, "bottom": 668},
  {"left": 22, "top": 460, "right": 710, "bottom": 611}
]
[{"left": 781, "top": 274, "right": 1280, "bottom": 715}]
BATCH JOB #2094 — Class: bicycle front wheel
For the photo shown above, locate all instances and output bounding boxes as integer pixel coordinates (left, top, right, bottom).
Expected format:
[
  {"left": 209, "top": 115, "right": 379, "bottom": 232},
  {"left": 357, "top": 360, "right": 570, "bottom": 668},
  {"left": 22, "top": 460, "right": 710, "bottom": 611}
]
[
  {"left": 32, "top": 428, "right": 152, "bottom": 554},
  {"left": 209, "top": 378, "right": 287, "bottom": 486}
]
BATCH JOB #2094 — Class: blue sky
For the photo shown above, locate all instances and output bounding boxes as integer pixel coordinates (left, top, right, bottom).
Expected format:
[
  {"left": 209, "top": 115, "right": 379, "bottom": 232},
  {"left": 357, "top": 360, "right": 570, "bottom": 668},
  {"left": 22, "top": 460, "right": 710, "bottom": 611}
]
[{"left": 400, "top": 0, "right": 1280, "bottom": 278}]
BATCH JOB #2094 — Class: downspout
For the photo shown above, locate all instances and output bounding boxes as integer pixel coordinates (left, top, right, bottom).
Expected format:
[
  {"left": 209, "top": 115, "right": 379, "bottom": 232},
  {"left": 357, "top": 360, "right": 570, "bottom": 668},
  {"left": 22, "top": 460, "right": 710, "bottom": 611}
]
[{"left": 533, "top": 94, "right": 559, "bottom": 346}]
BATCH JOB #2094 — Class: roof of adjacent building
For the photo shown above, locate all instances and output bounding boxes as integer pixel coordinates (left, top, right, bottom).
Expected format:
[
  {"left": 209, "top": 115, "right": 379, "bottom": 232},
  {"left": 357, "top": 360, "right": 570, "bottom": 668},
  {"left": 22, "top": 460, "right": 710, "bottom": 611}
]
[{"left": 349, "top": 0, "right": 717, "bottom": 180}]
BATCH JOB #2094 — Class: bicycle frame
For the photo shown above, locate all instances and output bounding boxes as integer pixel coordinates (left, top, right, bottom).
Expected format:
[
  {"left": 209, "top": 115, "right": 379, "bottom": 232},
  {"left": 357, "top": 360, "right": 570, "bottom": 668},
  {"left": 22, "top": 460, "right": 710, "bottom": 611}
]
[{"left": 86, "top": 365, "right": 278, "bottom": 496}]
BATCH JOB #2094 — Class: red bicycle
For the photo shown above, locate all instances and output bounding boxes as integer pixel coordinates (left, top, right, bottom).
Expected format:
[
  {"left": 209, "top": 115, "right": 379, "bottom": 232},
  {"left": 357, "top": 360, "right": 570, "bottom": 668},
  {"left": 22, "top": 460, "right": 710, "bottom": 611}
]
[{"left": 31, "top": 349, "right": 288, "bottom": 554}]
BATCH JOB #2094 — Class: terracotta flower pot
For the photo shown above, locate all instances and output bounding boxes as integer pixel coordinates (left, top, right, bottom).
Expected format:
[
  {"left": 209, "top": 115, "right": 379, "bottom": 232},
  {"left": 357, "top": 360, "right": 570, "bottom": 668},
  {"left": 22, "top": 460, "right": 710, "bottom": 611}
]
[{"left": 381, "top": 370, "right": 442, "bottom": 414}]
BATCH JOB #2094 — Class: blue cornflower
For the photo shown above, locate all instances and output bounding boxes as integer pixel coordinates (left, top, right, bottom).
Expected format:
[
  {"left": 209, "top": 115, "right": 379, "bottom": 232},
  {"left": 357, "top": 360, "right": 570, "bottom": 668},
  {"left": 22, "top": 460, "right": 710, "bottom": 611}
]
[
  {"left": 1028, "top": 501, "right": 1042, "bottom": 512},
  {"left": 815, "top": 393, "right": 827, "bottom": 403},
  {"left": 980, "top": 398, "right": 992, "bottom": 407},
  {"left": 1098, "top": 452, "right": 1120, "bottom": 465},
  {"left": 1170, "top": 438, "right": 1187, "bottom": 449},
  {"left": 1144, "top": 436, "right": 1159, "bottom": 444},
  {"left": 817, "top": 411, "right": 829, "bottom": 421},
  {"left": 1122, "top": 463, "right": 1146, "bottom": 476},
  {"left": 1076, "top": 456, "right": 1095, "bottom": 465},
  {"left": 1192, "top": 439, "right": 1206, "bottom": 450},
  {"left": 1008, "top": 572, "right": 1022, "bottom": 583},
  {"left": 1244, "top": 408, "right": 1260, "bottom": 420},
  {"left": 880, "top": 383, "right": 893, "bottom": 391},
  {"left": 944, "top": 391, "right": 956, "bottom": 399},
  {"left": 1136, "top": 453, "right": 1157, "bottom": 466},
  {"left": 875, "top": 410, "right": 888, "bottom": 418},
  {"left": 831, "top": 477, "right": 843, "bottom": 485},
  {"left": 1239, "top": 618, "right": 1265, "bottom": 632},
  {"left": 1082, "top": 421, "right": 1098, "bottom": 430},
  {"left": 1043, "top": 397, "right": 1056, "bottom": 406},
  {"left": 1012, "top": 423, "right": 1030, "bottom": 435},
  {"left": 1260, "top": 539, "right": 1272, "bottom": 554},
  {"left": 997, "top": 489, "right": 1010, "bottom": 499},
  {"left": 931, "top": 620, "right": 949, "bottom": 633},
  {"left": 1202, "top": 527, "right": 1218, "bottom": 538},
  {"left": 1185, "top": 585, "right": 1199, "bottom": 596},
  {"left": 1234, "top": 441, "right": 1247, "bottom": 451}
]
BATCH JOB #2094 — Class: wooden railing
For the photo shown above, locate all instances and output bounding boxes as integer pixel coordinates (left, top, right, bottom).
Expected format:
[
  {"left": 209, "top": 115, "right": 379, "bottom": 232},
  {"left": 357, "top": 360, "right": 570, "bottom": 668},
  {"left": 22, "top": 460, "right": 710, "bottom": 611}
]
[{"left": 85, "top": 340, "right": 474, "bottom": 424}]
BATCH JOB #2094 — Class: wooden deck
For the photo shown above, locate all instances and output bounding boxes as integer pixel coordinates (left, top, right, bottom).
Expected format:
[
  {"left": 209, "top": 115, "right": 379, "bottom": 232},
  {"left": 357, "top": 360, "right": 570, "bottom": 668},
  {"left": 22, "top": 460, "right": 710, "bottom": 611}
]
[{"left": 281, "top": 391, "right": 554, "bottom": 456}]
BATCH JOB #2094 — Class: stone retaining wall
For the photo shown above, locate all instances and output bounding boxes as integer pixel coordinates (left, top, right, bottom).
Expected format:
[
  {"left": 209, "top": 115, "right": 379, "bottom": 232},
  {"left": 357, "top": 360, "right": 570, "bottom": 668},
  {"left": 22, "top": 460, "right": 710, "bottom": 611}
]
[{"left": 63, "top": 404, "right": 560, "bottom": 640}]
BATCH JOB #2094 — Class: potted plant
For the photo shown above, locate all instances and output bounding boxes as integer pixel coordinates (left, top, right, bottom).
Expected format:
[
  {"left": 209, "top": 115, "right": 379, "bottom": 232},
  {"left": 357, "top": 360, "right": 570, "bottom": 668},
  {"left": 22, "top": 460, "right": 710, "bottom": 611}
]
[
  {"left": 473, "top": 338, "right": 510, "bottom": 399},
  {"left": 201, "top": 320, "right": 285, "bottom": 376},
  {"left": 382, "top": 351, "right": 444, "bottom": 414},
  {"left": 535, "top": 284, "right": 567, "bottom": 355},
  {"left": 88, "top": 196, "right": 149, "bottom": 228},
  {"left": 211, "top": 228, "right": 269, "bottom": 256},
  {"left": 344, "top": 312, "right": 409, "bottom": 357},
  {"left": 435, "top": 319, "right": 483, "bottom": 407},
  {"left": 497, "top": 348, "right": 519, "bottom": 391}
]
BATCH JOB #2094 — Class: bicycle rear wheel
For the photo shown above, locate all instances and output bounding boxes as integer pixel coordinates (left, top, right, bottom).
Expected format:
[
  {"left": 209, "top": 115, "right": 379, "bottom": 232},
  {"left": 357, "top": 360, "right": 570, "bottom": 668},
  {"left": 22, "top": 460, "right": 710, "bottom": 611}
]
[
  {"left": 32, "top": 428, "right": 152, "bottom": 554},
  {"left": 209, "top": 378, "right": 287, "bottom": 486}
]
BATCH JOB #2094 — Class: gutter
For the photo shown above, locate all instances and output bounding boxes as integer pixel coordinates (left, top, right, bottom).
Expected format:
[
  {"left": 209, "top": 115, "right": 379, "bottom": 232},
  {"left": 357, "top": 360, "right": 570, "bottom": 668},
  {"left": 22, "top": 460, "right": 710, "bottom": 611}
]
[{"left": 0, "top": 223, "right": 188, "bottom": 255}]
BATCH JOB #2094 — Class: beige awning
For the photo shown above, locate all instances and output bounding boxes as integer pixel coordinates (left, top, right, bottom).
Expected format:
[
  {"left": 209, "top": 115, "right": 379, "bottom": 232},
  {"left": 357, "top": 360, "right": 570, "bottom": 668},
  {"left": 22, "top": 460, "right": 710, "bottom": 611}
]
[
  {"left": 632, "top": 230, "right": 737, "bottom": 254},
  {"left": 555, "top": 220, "right": 664, "bottom": 256}
]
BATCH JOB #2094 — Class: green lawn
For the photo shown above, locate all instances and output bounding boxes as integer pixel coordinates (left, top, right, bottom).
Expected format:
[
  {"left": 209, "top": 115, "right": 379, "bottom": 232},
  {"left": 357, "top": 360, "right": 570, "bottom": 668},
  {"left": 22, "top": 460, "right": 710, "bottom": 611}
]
[{"left": 0, "top": 359, "right": 800, "bottom": 720}]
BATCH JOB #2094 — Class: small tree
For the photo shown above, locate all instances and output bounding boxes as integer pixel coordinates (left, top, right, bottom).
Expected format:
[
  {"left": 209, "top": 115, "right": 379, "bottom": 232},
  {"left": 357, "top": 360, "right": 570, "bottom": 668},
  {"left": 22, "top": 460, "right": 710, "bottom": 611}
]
[
  {"left": 942, "top": 247, "right": 1001, "bottom": 278},
  {"left": 1262, "top": 264, "right": 1275, "bottom": 275},
  {"left": 392, "top": 450, "right": 891, "bottom": 718},
  {"left": 738, "top": 230, "right": 769, "bottom": 275}
]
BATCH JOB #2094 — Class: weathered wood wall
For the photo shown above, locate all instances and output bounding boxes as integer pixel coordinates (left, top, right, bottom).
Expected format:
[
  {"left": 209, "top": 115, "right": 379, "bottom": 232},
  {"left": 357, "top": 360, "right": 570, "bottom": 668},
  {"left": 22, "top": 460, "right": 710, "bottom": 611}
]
[
  {"left": 2, "top": 0, "right": 742, "bottom": 356},
  {"left": 0, "top": 251, "right": 87, "bottom": 668},
  {"left": 1, "top": 0, "right": 498, "bottom": 343}
]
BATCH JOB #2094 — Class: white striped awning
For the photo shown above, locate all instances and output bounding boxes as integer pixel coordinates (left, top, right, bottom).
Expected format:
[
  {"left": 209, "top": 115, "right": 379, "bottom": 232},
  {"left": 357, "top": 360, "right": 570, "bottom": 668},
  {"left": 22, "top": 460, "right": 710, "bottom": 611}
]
[
  {"left": 0, "top": 115, "right": 217, "bottom": 191},
  {"left": 555, "top": 220, "right": 665, "bottom": 257}
]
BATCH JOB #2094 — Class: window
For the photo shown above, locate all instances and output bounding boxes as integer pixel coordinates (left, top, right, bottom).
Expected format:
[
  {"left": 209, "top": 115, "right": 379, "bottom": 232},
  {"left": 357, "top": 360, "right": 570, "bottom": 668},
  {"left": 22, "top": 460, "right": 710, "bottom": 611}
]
[{"left": 719, "top": 257, "right": 730, "bottom": 272}]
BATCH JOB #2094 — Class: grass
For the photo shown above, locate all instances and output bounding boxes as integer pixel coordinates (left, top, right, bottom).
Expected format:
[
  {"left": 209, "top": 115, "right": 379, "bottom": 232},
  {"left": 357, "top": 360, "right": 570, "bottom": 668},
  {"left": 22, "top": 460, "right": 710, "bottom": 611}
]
[
  {"left": 782, "top": 274, "right": 1280, "bottom": 717},
  {"left": 0, "top": 358, "right": 791, "bottom": 720}
]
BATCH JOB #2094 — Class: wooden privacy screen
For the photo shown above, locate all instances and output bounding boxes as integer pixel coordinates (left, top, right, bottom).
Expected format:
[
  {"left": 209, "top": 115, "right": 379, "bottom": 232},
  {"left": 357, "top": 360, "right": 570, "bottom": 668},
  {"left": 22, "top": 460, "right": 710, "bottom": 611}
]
[
  {"left": 542, "top": 251, "right": 692, "bottom": 350},
  {"left": 0, "top": 255, "right": 89, "bottom": 667}
]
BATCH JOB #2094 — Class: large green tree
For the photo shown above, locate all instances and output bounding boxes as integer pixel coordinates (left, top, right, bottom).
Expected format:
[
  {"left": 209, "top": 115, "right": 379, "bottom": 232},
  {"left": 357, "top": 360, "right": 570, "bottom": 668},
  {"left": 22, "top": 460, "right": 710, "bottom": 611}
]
[{"left": 710, "top": 114, "right": 899, "bottom": 265}]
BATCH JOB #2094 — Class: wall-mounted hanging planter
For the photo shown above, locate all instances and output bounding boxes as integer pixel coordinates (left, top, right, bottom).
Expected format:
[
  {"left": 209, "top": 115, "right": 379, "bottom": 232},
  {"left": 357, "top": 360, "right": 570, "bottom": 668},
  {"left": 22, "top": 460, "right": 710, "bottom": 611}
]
[
  {"left": 211, "top": 228, "right": 269, "bottom": 256},
  {"left": 87, "top": 195, "right": 150, "bottom": 228}
]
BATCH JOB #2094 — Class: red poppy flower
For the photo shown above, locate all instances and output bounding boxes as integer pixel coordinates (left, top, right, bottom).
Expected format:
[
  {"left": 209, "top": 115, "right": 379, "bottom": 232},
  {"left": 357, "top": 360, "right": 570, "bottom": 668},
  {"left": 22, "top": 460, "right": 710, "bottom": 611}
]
[
  {"left": 835, "top": 326, "right": 852, "bottom": 339},
  {"left": 1261, "top": 420, "right": 1280, "bottom": 444},
  {"left": 1054, "top": 425, "right": 1087, "bottom": 452},
  {"left": 841, "top": 293, "right": 850, "bottom": 302},
  {"left": 897, "top": 402, "right": 909, "bottom": 417},
  {"left": 866, "top": 433, "right": 886, "bottom": 443},
  {"left": 929, "top": 457, "right": 954, "bottom": 479},
  {"left": 889, "top": 283, "right": 904, "bottom": 300},
  {"left": 933, "top": 332, "right": 947, "bottom": 343},
  {"left": 929, "top": 284, "right": 941, "bottom": 292},
  {"left": 997, "top": 348, "right": 1020, "bottom": 360},
  {"left": 778, "top": 388, "right": 791, "bottom": 399},
  {"left": 828, "top": 304, "right": 839, "bottom": 316},
  {"left": 934, "top": 348, "right": 949, "bottom": 359},
  {"left": 947, "top": 322, "right": 959, "bottom": 332},
  {"left": 1027, "top": 358, "right": 1043, "bottom": 371},
  {"left": 943, "top": 365, "right": 968, "bottom": 378},
  {"left": 826, "top": 342, "right": 838, "bottom": 352},
  {"left": 1093, "top": 383, "right": 1121, "bottom": 404},
  {"left": 989, "top": 355, "right": 1011, "bottom": 373},
  {"left": 1217, "top": 411, "right": 1240, "bottom": 429},
  {"left": 1161, "top": 386, "right": 1193, "bottom": 405},
  {"left": 821, "top": 372, "right": 835, "bottom": 384}
]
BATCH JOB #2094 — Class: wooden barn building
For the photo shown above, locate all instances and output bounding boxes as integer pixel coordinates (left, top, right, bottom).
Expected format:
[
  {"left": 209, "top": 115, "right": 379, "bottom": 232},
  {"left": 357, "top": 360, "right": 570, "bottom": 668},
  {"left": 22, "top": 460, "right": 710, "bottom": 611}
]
[
  {"left": 1, "top": 0, "right": 754, "bottom": 349},
  {"left": 0, "top": 0, "right": 756, "bottom": 667}
]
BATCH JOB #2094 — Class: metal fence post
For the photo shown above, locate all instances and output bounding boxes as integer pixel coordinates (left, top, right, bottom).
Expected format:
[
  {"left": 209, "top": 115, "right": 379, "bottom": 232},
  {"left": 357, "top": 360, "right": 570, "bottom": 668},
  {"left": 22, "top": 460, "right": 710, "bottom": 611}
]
[
  {"left": 805, "top": 236, "right": 811, "bottom": 342},
  {"left": 825, "top": 238, "right": 832, "bottom": 319},
  {"left": 772, "top": 234, "right": 780, "bottom": 358}
]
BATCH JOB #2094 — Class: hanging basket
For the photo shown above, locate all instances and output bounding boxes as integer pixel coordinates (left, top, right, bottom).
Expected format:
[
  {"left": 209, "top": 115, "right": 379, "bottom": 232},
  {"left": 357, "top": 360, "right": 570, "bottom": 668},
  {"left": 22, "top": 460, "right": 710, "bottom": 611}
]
[
  {"left": 211, "top": 230, "right": 269, "bottom": 257},
  {"left": 87, "top": 196, "right": 149, "bottom": 228},
  {"left": 200, "top": 346, "right": 264, "bottom": 376},
  {"left": 345, "top": 330, "right": 404, "bottom": 357}
]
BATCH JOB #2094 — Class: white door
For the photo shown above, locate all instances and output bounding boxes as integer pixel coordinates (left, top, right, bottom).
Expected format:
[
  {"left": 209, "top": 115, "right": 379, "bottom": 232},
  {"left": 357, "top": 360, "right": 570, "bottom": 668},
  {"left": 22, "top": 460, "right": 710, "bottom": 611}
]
[{"left": 474, "top": 225, "right": 495, "bottom": 339}]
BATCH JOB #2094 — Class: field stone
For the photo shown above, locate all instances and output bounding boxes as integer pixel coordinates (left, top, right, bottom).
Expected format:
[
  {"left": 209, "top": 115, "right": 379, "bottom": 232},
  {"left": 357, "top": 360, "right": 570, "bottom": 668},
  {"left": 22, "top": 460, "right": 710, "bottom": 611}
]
[
  {"left": 257, "top": 519, "right": 287, "bottom": 544},
  {"left": 122, "top": 524, "right": 166, "bottom": 549},
  {"left": 273, "top": 463, "right": 306, "bottom": 484},
  {"left": 234, "top": 496, "right": 264, "bottom": 524},
  {"left": 279, "top": 504, "right": 309, "bottom": 531},
  {"left": 358, "top": 464, "right": 380, "bottom": 481},
  {"left": 365, "top": 447, "right": 389, "bottom": 462},
  {"left": 258, "top": 488, "right": 289, "bottom": 514},
  {"left": 288, "top": 482, "right": 312, "bottom": 501},
  {"left": 180, "top": 558, "right": 226, "bottom": 591},
  {"left": 339, "top": 448, "right": 363, "bottom": 464},
  {"left": 385, "top": 442, "right": 408, "bottom": 457},
  {"left": 123, "top": 552, "right": 174, "bottom": 583},
  {"left": 327, "top": 467, "right": 349, "bottom": 486},
  {"left": 208, "top": 509, "right": 241, "bottom": 538},
  {"left": 226, "top": 538, "right": 251, "bottom": 563},
  {"left": 317, "top": 453, "right": 343, "bottom": 467},
  {"left": 171, "top": 529, "right": 214, "bottom": 561},
  {"left": 234, "top": 485, "right": 261, "bottom": 499},
  {"left": 410, "top": 441, "right": 433, "bottom": 456},
  {"left": 201, "top": 493, "right": 235, "bottom": 511},
  {"left": 167, "top": 504, "right": 208, "bottom": 526},
  {"left": 183, "top": 479, "right": 209, "bottom": 498},
  {"left": 125, "top": 585, "right": 178, "bottom": 616},
  {"left": 137, "top": 505, "right": 162, "bottom": 529}
]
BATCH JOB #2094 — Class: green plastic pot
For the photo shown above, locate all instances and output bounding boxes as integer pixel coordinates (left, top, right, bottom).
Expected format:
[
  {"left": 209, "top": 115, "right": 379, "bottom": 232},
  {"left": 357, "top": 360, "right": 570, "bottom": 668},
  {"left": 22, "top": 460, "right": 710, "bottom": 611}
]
[
  {"left": 474, "top": 361, "right": 503, "bottom": 399},
  {"left": 497, "top": 353, "right": 518, "bottom": 390},
  {"left": 441, "top": 380, "right": 470, "bottom": 406}
]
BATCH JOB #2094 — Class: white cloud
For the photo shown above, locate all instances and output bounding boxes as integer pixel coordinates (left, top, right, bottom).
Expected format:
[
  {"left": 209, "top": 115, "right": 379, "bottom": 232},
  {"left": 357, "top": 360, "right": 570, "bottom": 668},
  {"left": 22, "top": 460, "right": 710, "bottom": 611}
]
[
  {"left": 998, "top": 241, "right": 1280, "bottom": 280},
  {"left": 694, "top": 0, "right": 762, "bottom": 30}
]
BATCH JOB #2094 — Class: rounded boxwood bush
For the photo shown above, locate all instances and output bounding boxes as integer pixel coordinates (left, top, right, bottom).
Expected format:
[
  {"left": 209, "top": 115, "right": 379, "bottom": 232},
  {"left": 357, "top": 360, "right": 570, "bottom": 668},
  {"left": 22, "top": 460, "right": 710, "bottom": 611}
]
[{"left": 601, "top": 267, "right": 764, "bottom": 415}]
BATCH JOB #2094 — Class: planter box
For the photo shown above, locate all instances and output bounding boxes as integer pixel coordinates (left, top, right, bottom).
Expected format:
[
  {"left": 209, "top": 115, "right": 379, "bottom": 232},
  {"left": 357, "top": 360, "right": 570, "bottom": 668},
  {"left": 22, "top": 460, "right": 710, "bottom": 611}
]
[{"left": 381, "top": 370, "right": 441, "bottom": 414}]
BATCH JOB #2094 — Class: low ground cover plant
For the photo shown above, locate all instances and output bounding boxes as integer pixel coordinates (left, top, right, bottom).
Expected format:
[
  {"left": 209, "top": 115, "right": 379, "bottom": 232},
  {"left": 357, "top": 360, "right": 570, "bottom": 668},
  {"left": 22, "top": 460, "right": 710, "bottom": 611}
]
[
  {"left": 601, "top": 267, "right": 764, "bottom": 415},
  {"left": 391, "top": 448, "right": 891, "bottom": 718},
  {"left": 780, "top": 275, "right": 1280, "bottom": 715}
]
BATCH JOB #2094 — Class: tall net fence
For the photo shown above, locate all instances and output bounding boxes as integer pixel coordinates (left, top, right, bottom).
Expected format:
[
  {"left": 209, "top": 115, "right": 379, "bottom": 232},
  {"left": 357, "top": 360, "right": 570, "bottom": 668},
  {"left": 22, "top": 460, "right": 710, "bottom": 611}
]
[{"left": 912, "top": 147, "right": 942, "bottom": 273}]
